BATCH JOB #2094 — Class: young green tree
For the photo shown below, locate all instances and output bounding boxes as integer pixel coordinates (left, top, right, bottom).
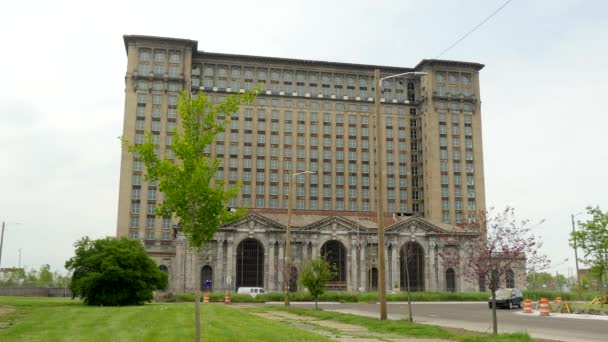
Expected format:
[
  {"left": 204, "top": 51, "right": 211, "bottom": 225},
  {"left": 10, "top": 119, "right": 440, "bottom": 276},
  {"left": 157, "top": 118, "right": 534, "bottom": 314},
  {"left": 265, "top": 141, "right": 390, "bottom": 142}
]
[
  {"left": 122, "top": 89, "right": 258, "bottom": 341},
  {"left": 299, "top": 258, "right": 335, "bottom": 310},
  {"left": 570, "top": 206, "right": 608, "bottom": 307},
  {"left": 65, "top": 236, "right": 167, "bottom": 306},
  {"left": 38, "top": 264, "right": 53, "bottom": 283}
]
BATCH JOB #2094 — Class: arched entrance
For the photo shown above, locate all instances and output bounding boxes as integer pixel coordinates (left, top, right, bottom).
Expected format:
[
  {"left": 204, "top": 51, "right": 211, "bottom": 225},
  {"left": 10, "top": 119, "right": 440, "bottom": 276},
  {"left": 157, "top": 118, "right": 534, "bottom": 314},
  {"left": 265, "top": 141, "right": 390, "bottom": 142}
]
[
  {"left": 201, "top": 265, "right": 213, "bottom": 291},
  {"left": 236, "top": 238, "right": 264, "bottom": 289},
  {"left": 289, "top": 265, "right": 298, "bottom": 292},
  {"left": 446, "top": 268, "right": 456, "bottom": 292},
  {"left": 400, "top": 241, "right": 424, "bottom": 291},
  {"left": 321, "top": 240, "right": 347, "bottom": 288},
  {"left": 368, "top": 267, "right": 378, "bottom": 291}
]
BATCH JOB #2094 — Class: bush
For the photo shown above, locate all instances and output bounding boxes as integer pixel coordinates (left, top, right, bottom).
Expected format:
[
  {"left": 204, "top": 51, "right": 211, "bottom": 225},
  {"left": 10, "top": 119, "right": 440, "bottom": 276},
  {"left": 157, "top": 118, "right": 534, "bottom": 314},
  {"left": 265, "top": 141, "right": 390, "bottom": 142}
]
[{"left": 65, "top": 237, "right": 167, "bottom": 306}]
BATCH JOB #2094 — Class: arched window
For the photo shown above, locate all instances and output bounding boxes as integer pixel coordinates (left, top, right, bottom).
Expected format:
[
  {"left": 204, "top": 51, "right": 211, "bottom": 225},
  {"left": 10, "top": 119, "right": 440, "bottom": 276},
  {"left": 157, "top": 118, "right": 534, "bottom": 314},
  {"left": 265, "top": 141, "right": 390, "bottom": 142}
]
[
  {"left": 506, "top": 269, "right": 515, "bottom": 288},
  {"left": 446, "top": 268, "right": 456, "bottom": 292},
  {"left": 321, "top": 240, "right": 347, "bottom": 284},
  {"left": 400, "top": 241, "right": 424, "bottom": 291},
  {"left": 159, "top": 265, "right": 168, "bottom": 273},
  {"left": 368, "top": 267, "right": 378, "bottom": 291},
  {"left": 236, "top": 239, "right": 264, "bottom": 288},
  {"left": 201, "top": 265, "right": 213, "bottom": 291},
  {"left": 289, "top": 265, "right": 298, "bottom": 293}
]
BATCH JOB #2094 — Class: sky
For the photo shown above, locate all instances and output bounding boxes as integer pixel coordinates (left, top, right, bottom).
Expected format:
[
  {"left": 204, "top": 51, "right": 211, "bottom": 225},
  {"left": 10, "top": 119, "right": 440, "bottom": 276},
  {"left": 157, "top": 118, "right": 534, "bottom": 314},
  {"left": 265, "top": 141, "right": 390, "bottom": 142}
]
[{"left": 0, "top": 0, "right": 606, "bottom": 278}]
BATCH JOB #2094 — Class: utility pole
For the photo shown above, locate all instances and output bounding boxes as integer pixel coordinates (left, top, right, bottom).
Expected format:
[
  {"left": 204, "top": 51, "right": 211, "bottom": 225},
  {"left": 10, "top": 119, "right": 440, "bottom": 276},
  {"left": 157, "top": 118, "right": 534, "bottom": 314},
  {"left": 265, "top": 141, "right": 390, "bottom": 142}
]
[
  {"left": 374, "top": 69, "right": 387, "bottom": 320},
  {"left": 0, "top": 221, "right": 5, "bottom": 269},
  {"left": 571, "top": 213, "right": 582, "bottom": 300}
]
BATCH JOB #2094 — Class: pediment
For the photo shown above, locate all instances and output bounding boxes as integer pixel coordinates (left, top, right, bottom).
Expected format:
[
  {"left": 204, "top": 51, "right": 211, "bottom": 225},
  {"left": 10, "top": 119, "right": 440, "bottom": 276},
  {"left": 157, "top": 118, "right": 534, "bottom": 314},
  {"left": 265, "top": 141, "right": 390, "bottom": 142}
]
[
  {"left": 221, "top": 213, "right": 283, "bottom": 231},
  {"left": 301, "top": 215, "right": 361, "bottom": 233},
  {"left": 385, "top": 217, "right": 449, "bottom": 235}
]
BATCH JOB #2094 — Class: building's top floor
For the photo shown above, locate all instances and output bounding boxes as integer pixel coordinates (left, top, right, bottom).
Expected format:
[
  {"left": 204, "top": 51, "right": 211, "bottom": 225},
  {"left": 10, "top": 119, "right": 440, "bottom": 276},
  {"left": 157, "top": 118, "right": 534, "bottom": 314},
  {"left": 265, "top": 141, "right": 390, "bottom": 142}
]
[{"left": 123, "top": 35, "right": 485, "bottom": 74}]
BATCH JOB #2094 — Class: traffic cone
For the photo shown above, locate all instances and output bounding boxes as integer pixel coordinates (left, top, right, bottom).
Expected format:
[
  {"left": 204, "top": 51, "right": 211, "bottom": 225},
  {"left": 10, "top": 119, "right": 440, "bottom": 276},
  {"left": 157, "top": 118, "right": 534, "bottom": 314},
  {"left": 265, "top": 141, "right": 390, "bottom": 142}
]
[
  {"left": 225, "top": 291, "right": 231, "bottom": 304},
  {"left": 539, "top": 298, "right": 550, "bottom": 316},
  {"left": 203, "top": 292, "right": 209, "bottom": 304},
  {"left": 523, "top": 299, "right": 532, "bottom": 313}
]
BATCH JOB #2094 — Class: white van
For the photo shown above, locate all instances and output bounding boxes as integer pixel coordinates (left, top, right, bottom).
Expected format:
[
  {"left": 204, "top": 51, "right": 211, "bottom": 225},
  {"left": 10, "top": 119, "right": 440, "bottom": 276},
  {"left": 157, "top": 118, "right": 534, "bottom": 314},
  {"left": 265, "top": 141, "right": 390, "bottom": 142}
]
[{"left": 237, "top": 287, "right": 266, "bottom": 297}]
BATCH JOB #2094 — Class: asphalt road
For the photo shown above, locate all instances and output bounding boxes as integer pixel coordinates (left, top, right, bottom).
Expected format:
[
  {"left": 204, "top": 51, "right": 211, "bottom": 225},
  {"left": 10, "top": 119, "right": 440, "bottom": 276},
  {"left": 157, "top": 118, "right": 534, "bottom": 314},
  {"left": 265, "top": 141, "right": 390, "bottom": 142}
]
[{"left": 292, "top": 302, "right": 608, "bottom": 342}]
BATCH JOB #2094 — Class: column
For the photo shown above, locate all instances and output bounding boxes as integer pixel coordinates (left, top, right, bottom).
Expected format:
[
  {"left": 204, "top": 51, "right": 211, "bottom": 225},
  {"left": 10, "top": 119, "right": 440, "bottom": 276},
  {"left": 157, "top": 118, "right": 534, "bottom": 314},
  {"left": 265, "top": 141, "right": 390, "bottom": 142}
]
[
  {"left": 226, "top": 240, "right": 234, "bottom": 291},
  {"left": 302, "top": 241, "right": 308, "bottom": 264},
  {"left": 384, "top": 244, "right": 389, "bottom": 292},
  {"left": 391, "top": 244, "right": 399, "bottom": 291},
  {"left": 278, "top": 242, "right": 284, "bottom": 292},
  {"left": 426, "top": 239, "right": 433, "bottom": 291},
  {"left": 217, "top": 240, "right": 224, "bottom": 291},
  {"left": 311, "top": 241, "right": 318, "bottom": 259},
  {"left": 350, "top": 243, "right": 358, "bottom": 291},
  {"left": 268, "top": 241, "right": 275, "bottom": 291},
  {"left": 360, "top": 243, "right": 366, "bottom": 291}
]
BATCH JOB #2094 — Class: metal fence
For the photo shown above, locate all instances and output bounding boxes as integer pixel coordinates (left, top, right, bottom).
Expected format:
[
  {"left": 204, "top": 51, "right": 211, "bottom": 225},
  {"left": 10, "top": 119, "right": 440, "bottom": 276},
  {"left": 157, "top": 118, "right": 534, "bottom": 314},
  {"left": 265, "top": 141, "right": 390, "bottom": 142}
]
[{"left": 0, "top": 287, "right": 72, "bottom": 297}]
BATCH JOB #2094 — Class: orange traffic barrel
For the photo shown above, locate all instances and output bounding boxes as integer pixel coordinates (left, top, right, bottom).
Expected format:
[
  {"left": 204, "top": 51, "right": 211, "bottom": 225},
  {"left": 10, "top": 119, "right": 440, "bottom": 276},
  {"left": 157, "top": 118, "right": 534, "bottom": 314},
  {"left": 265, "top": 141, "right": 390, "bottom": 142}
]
[
  {"left": 225, "top": 291, "right": 231, "bottom": 304},
  {"left": 203, "top": 292, "right": 210, "bottom": 304},
  {"left": 539, "top": 298, "right": 550, "bottom": 316},
  {"left": 555, "top": 297, "right": 562, "bottom": 304},
  {"left": 523, "top": 299, "right": 532, "bottom": 313}
]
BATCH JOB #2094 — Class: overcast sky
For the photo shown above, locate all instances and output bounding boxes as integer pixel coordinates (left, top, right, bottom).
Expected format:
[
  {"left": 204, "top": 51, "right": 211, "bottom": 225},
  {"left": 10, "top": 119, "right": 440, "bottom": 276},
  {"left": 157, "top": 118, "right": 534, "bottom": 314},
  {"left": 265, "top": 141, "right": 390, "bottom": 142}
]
[{"left": 0, "top": 0, "right": 606, "bottom": 278}]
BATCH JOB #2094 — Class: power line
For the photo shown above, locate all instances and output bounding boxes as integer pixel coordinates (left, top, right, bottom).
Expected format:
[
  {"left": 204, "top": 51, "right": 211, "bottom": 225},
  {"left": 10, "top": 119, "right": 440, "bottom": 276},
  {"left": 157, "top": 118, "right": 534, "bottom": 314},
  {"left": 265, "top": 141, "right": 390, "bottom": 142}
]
[{"left": 437, "top": 0, "right": 514, "bottom": 58}]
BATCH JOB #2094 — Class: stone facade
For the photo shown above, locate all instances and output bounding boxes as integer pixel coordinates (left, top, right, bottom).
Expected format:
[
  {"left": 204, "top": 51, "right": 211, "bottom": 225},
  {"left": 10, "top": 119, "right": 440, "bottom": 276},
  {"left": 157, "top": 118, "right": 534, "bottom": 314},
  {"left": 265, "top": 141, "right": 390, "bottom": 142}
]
[{"left": 157, "top": 211, "right": 525, "bottom": 293}]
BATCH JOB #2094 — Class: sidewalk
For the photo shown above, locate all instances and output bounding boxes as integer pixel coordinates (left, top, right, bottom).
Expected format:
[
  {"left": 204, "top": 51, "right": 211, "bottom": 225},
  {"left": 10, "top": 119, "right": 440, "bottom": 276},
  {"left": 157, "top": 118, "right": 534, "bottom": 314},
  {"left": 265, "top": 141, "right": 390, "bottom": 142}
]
[{"left": 249, "top": 308, "right": 448, "bottom": 342}]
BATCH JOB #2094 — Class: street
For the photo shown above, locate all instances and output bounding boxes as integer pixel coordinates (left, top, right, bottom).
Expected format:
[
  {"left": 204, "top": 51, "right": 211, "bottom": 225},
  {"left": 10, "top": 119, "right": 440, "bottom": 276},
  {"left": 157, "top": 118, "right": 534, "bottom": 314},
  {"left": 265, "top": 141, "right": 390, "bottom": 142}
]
[{"left": 288, "top": 302, "right": 608, "bottom": 342}]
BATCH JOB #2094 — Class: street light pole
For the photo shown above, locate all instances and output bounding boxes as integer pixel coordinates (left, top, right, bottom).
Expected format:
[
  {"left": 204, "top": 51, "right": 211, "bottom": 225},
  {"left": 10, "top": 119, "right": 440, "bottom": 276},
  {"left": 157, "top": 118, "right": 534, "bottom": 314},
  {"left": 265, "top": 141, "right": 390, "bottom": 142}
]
[
  {"left": 285, "top": 170, "right": 315, "bottom": 306},
  {"left": 0, "top": 221, "right": 5, "bottom": 269},
  {"left": 571, "top": 213, "right": 582, "bottom": 300},
  {"left": 373, "top": 69, "right": 426, "bottom": 320}
]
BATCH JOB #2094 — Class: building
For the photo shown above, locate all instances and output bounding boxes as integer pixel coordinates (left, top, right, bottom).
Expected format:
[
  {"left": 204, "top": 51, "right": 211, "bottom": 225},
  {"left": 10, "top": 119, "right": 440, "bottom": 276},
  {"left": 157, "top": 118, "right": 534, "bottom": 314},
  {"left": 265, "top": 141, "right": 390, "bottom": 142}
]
[{"left": 117, "top": 35, "right": 502, "bottom": 293}]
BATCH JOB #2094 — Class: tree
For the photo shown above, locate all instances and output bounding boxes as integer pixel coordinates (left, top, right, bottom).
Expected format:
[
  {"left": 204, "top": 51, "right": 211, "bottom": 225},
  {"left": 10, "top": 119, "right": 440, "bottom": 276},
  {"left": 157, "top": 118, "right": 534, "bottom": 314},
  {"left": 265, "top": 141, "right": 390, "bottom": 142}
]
[
  {"left": 65, "top": 236, "right": 167, "bottom": 306},
  {"left": 39, "top": 264, "right": 53, "bottom": 283},
  {"left": 401, "top": 241, "right": 419, "bottom": 322},
  {"left": 300, "top": 258, "right": 335, "bottom": 309},
  {"left": 438, "top": 207, "right": 549, "bottom": 335},
  {"left": 570, "top": 206, "right": 608, "bottom": 307},
  {"left": 122, "top": 89, "right": 258, "bottom": 341}
]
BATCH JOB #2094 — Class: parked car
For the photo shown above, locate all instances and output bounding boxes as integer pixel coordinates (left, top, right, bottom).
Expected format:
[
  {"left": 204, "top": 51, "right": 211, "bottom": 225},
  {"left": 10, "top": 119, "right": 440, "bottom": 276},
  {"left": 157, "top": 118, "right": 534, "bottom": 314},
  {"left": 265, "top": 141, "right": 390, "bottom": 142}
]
[
  {"left": 237, "top": 287, "right": 266, "bottom": 297},
  {"left": 488, "top": 288, "right": 523, "bottom": 309}
]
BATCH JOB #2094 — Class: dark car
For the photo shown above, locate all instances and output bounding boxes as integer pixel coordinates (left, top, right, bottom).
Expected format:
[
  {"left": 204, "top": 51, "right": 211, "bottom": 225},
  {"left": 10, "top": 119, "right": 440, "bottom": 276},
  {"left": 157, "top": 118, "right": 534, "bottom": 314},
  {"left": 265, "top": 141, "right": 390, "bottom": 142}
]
[{"left": 488, "top": 288, "right": 523, "bottom": 309}]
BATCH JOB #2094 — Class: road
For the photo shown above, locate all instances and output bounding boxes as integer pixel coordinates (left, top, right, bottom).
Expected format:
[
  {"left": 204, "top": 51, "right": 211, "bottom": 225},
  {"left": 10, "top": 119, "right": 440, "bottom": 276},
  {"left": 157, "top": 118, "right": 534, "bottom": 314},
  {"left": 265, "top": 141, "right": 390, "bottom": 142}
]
[{"left": 290, "top": 302, "right": 608, "bottom": 342}]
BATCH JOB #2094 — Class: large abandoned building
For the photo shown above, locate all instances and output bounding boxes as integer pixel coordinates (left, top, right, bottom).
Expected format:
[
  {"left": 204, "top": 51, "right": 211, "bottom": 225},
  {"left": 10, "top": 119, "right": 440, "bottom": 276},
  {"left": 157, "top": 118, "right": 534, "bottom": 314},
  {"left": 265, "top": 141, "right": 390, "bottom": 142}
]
[{"left": 116, "top": 35, "right": 521, "bottom": 293}]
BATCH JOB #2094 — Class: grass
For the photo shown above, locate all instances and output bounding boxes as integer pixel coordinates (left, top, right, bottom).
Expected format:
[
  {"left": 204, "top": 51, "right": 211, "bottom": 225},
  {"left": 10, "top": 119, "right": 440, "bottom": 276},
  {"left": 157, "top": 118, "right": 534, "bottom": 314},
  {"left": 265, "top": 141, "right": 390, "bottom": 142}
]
[
  {"left": 0, "top": 296, "right": 330, "bottom": 341},
  {"left": 250, "top": 305, "right": 531, "bottom": 342},
  {"left": 176, "top": 290, "right": 602, "bottom": 303}
]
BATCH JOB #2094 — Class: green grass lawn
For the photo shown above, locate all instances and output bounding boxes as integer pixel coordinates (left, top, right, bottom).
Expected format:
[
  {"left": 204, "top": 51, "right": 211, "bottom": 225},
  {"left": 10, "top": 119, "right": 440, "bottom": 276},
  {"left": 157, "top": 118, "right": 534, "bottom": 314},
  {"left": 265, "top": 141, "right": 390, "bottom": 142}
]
[
  {"left": 0, "top": 297, "right": 330, "bottom": 341},
  {"left": 251, "top": 306, "right": 532, "bottom": 342}
]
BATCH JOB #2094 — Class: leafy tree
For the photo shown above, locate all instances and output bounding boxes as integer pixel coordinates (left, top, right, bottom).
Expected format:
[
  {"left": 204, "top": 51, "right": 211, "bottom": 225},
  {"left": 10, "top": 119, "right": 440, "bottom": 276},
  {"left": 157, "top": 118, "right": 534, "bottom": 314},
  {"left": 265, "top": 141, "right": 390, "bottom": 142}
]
[
  {"left": 438, "top": 207, "right": 549, "bottom": 335},
  {"left": 39, "top": 264, "right": 53, "bottom": 283},
  {"left": 65, "top": 236, "right": 167, "bottom": 306},
  {"left": 122, "top": 89, "right": 258, "bottom": 341},
  {"left": 300, "top": 258, "right": 335, "bottom": 309},
  {"left": 571, "top": 206, "right": 608, "bottom": 307}
]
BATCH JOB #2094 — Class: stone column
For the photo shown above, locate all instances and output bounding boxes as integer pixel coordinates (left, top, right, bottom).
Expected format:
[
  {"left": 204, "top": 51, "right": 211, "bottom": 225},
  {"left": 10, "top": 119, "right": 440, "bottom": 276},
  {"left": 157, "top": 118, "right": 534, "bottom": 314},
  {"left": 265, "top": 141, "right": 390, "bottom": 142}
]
[
  {"left": 268, "top": 241, "right": 275, "bottom": 291},
  {"left": 217, "top": 240, "right": 224, "bottom": 291},
  {"left": 226, "top": 239, "right": 234, "bottom": 292},
  {"left": 350, "top": 242, "right": 358, "bottom": 291},
  {"left": 359, "top": 243, "right": 366, "bottom": 291},
  {"left": 302, "top": 241, "right": 308, "bottom": 263},
  {"left": 391, "top": 243, "right": 399, "bottom": 291},
  {"left": 278, "top": 242, "right": 284, "bottom": 292},
  {"left": 384, "top": 243, "right": 389, "bottom": 291},
  {"left": 311, "top": 240, "right": 318, "bottom": 259},
  {"left": 426, "top": 239, "right": 433, "bottom": 291}
]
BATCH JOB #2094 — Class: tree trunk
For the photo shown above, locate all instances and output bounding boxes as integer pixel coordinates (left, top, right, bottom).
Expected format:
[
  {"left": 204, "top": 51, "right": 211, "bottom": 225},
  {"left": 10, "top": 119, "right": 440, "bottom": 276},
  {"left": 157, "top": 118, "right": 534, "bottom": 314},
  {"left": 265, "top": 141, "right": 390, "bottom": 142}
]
[
  {"left": 193, "top": 247, "right": 201, "bottom": 342},
  {"left": 491, "top": 289, "right": 497, "bottom": 335},
  {"left": 315, "top": 297, "right": 318, "bottom": 310}
]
